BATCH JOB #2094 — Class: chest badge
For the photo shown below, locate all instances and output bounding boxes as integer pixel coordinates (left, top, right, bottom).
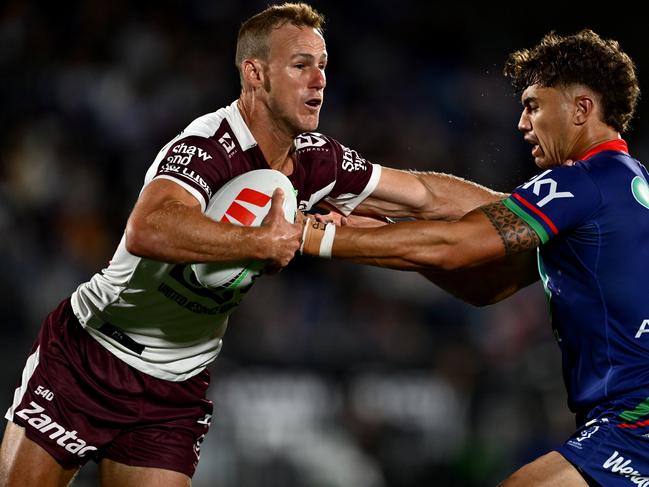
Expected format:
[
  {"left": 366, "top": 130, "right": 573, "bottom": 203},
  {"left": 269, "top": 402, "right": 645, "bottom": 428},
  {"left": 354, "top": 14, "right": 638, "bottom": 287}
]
[{"left": 631, "top": 176, "right": 649, "bottom": 210}]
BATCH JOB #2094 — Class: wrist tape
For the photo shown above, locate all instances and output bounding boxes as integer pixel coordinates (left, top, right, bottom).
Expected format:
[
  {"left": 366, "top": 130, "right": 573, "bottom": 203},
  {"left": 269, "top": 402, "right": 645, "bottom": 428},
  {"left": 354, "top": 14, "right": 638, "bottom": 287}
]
[{"left": 300, "top": 218, "right": 336, "bottom": 258}]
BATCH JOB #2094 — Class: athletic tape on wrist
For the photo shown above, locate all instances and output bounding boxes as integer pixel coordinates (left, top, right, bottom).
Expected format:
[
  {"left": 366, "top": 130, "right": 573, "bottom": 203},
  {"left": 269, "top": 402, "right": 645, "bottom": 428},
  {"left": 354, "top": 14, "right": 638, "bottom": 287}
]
[
  {"left": 299, "top": 217, "right": 312, "bottom": 255},
  {"left": 319, "top": 223, "right": 336, "bottom": 258}
]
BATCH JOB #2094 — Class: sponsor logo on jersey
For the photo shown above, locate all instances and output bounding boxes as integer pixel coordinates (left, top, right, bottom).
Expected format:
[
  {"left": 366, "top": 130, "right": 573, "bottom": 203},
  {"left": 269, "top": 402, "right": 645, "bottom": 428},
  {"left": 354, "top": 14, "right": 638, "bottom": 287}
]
[
  {"left": 632, "top": 176, "right": 649, "bottom": 210},
  {"left": 169, "top": 142, "right": 213, "bottom": 165},
  {"left": 635, "top": 320, "right": 649, "bottom": 339},
  {"left": 602, "top": 450, "right": 649, "bottom": 486},
  {"left": 218, "top": 132, "right": 237, "bottom": 154},
  {"left": 15, "top": 401, "right": 98, "bottom": 457},
  {"left": 341, "top": 147, "right": 367, "bottom": 172},
  {"left": 295, "top": 133, "right": 327, "bottom": 150},
  {"left": 567, "top": 418, "right": 605, "bottom": 449},
  {"left": 521, "top": 170, "right": 574, "bottom": 207},
  {"left": 159, "top": 163, "right": 213, "bottom": 198}
]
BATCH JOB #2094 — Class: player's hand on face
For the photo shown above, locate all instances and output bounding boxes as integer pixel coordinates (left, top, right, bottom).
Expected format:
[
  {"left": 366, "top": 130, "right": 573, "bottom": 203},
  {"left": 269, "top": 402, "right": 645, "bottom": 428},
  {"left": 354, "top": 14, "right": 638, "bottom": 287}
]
[{"left": 260, "top": 189, "right": 303, "bottom": 270}]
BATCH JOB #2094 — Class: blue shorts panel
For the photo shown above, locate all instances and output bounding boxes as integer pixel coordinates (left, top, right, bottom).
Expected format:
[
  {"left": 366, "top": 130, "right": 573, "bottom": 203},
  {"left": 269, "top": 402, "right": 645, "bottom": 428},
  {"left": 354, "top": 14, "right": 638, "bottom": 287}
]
[{"left": 558, "top": 395, "right": 649, "bottom": 487}]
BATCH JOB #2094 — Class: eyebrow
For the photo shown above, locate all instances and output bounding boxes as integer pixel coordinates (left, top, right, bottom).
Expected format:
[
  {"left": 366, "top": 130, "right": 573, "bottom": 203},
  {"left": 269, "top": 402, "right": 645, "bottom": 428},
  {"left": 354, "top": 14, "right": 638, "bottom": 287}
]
[
  {"left": 522, "top": 96, "right": 537, "bottom": 107},
  {"left": 291, "top": 53, "right": 328, "bottom": 62}
]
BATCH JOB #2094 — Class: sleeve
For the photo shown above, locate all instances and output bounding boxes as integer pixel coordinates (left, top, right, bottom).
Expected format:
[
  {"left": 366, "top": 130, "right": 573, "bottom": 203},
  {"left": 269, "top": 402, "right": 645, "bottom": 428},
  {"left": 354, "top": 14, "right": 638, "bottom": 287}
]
[
  {"left": 502, "top": 165, "right": 602, "bottom": 244},
  {"left": 324, "top": 137, "right": 382, "bottom": 215},
  {"left": 153, "top": 135, "right": 231, "bottom": 211}
]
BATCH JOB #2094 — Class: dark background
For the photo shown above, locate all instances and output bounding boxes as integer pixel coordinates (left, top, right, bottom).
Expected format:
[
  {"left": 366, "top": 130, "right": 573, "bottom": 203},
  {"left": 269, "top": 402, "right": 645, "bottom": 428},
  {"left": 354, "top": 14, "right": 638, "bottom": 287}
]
[{"left": 1, "top": 2, "right": 646, "bottom": 486}]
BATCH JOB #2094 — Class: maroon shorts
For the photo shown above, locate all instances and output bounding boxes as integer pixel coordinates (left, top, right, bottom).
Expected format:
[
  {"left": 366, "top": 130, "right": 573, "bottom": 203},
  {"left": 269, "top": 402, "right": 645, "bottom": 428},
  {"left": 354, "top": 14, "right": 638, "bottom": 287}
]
[{"left": 5, "top": 298, "right": 213, "bottom": 478}]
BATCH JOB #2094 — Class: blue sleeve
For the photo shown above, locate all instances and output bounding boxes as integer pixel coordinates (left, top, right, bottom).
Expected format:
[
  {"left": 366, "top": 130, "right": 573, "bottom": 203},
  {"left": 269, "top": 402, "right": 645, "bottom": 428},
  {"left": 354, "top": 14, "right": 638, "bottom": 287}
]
[{"left": 502, "top": 165, "right": 602, "bottom": 243}]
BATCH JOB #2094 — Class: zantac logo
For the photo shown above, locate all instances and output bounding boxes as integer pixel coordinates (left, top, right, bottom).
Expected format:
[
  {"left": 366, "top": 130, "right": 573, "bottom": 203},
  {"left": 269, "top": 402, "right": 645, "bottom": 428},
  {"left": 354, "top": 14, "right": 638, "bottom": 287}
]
[
  {"left": 15, "top": 401, "right": 98, "bottom": 457},
  {"left": 603, "top": 450, "right": 649, "bottom": 486}
]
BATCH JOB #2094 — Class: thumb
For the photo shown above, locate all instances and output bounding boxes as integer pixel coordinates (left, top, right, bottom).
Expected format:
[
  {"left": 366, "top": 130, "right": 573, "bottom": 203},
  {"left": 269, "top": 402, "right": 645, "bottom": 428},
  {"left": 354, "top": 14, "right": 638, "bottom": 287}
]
[{"left": 267, "top": 188, "right": 285, "bottom": 219}]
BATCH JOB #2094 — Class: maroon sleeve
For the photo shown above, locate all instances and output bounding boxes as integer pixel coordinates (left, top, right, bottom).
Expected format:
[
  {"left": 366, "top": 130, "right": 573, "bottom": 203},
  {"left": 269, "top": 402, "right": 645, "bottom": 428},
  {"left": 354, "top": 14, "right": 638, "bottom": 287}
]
[
  {"left": 155, "top": 135, "right": 231, "bottom": 209},
  {"left": 326, "top": 136, "right": 374, "bottom": 197}
]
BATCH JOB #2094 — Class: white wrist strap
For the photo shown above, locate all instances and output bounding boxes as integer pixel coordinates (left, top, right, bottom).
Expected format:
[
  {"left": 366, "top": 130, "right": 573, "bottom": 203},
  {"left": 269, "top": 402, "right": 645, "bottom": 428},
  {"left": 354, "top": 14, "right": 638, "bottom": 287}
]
[
  {"left": 299, "top": 217, "right": 312, "bottom": 254},
  {"left": 319, "top": 223, "right": 336, "bottom": 258}
]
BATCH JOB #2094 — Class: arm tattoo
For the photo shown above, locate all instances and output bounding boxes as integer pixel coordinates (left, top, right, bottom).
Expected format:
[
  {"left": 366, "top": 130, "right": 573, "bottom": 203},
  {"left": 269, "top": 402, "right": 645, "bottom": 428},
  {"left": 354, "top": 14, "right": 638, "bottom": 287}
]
[{"left": 480, "top": 201, "right": 540, "bottom": 255}]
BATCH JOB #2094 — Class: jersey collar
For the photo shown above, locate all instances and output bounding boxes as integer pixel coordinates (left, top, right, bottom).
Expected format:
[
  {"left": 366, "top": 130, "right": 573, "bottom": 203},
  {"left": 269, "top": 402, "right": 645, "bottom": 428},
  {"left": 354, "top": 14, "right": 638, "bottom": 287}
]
[
  {"left": 228, "top": 100, "right": 258, "bottom": 151},
  {"left": 578, "top": 139, "right": 629, "bottom": 161}
]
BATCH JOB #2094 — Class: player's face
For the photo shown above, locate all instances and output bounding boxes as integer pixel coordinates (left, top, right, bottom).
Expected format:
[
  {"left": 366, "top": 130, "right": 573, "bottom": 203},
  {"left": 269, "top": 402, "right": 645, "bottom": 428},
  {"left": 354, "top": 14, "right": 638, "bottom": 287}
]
[
  {"left": 262, "top": 24, "right": 327, "bottom": 135},
  {"left": 518, "top": 84, "right": 578, "bottom": 169}
]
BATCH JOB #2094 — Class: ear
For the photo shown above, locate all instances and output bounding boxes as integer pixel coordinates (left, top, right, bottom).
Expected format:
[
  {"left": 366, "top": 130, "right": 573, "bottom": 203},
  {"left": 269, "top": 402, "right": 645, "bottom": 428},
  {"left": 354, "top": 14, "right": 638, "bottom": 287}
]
[
  {"left": 241, "top": 59, "right": 265, "bottom": 88},
  {"left": 573, "top": 95, "right": 594, "bottom": 126}
]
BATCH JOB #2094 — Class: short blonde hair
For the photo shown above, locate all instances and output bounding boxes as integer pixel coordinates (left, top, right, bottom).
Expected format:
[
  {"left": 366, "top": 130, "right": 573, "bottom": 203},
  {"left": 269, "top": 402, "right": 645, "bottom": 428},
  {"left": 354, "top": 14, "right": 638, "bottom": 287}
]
[{"left": 235, "top": 3, "right": 324, "bottom": 76}]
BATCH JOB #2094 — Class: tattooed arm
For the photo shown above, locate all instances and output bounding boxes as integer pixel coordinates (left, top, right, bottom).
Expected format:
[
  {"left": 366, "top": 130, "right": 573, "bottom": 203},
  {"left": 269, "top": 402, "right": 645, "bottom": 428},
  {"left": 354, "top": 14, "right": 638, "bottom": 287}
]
[
  {"left": 303, "top": 200, "right": 540, "bottom": 304},
  {"left": 314, "top": 200, "right": 539, "bottom": 269}
]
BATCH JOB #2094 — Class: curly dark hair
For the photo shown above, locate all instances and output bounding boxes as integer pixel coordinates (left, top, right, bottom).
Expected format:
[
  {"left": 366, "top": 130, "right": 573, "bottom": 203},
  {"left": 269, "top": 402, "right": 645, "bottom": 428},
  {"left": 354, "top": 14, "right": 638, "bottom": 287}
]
[{"left": 504, "top": 29, "right": 640, "bottom": 133}]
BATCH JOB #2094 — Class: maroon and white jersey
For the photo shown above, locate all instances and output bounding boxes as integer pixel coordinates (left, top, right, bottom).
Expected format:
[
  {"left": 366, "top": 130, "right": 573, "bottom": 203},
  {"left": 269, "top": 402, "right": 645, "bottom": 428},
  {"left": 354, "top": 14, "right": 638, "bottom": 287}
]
[{"left": 71, "top": 100, "right": 381, "bottom": 381}]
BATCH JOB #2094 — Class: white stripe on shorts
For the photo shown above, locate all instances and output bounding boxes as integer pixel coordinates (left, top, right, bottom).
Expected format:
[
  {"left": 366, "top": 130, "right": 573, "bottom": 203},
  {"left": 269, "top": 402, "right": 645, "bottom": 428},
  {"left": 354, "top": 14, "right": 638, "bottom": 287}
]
[{"left": 5, "top": 346, "right": 40, "bottom": 421}]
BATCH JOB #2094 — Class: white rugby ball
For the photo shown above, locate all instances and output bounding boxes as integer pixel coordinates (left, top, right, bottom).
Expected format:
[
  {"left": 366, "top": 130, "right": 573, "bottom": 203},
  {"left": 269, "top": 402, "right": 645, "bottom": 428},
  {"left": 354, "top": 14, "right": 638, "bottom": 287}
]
[{"left": 192, "top": 169, "right": 297, "bottom": 289}]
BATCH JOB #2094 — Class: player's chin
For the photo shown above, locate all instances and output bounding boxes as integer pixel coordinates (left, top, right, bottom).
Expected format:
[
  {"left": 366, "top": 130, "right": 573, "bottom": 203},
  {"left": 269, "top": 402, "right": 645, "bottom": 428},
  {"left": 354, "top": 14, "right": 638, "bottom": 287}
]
[
  {"left": 535, "top": 156, "right": 563, "bottom": 169},
  {"left": 298, "top": 114, "right": 320, "bottom": 133}
]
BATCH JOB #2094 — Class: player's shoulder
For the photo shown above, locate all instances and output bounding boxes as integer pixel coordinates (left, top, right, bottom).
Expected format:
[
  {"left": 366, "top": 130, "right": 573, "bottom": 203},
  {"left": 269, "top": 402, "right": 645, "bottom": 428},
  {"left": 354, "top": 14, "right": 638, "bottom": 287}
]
[
  {"left": 293, "top": 132, "right": 370, "bottom": 172},
  {"left": 292, "top": 132, "right": 340, "bottom": 174},
  {"left": 573, "top": 151, "right": 644, "bottom": 191},
  {"left": 170, "top": 102, "right": 259, "bottom": 162}
]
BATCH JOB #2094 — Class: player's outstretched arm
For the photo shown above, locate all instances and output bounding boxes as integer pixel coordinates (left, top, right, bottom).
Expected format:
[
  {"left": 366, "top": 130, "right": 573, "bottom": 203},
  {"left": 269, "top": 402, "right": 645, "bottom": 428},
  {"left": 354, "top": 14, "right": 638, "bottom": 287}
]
[
  {"left": 302, "top": 200, "right": 540, "bottom": 304},
  {"left": 419, "top": 249, "right": 539, "bottom": 306},
  {"left": 355, "top": 167, "right": 506, "bottom": 221},
  {"left": 125, "top": 179, "right": 301, "bottom": 267}
]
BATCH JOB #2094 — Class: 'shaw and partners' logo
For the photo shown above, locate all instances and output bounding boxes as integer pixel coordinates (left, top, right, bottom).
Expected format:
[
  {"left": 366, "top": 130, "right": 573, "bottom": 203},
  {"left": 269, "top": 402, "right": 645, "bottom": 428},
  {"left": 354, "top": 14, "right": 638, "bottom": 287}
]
[{"left": 167, "top": 142, "right": 213, "bottom": 166}]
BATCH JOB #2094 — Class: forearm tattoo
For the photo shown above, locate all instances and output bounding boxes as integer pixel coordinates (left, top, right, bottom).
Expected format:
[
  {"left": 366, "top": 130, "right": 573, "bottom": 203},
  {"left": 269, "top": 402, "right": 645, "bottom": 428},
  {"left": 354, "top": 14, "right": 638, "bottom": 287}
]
[{"left": 480, "top": 201, "right": 540, "bottom": 255}]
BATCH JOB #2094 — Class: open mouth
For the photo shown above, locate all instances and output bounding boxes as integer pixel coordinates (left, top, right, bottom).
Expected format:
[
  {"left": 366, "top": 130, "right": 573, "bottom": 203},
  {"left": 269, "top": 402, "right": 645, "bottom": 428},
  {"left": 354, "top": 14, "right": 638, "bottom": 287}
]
[
  {"left": 305, "top": 98, "right": 322, "bottom": 109},
  {"left": 532, "top": 144, "right": 543, "bottom": 158}
]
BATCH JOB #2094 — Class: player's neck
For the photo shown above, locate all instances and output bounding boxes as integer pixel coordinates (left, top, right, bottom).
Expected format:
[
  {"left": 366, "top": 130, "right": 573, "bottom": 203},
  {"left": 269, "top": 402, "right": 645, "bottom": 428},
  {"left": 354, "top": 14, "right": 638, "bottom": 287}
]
[
  {"left": 238, "top": 96, "right": 295, "bottom": 174},
  {"left": 571, "top": 123, "right": 621, "bottom": 161}
]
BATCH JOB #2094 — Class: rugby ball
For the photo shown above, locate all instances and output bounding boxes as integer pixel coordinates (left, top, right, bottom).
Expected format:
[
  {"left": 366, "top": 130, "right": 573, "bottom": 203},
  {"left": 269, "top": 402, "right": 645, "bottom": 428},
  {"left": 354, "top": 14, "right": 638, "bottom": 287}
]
[{"left": 192, "top": 169, "right": 297, "bottom": 289}]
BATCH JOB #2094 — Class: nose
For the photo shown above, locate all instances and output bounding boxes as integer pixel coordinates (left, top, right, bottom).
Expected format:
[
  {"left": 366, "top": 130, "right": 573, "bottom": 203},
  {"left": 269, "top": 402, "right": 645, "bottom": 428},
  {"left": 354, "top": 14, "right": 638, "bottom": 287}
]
[
  {"left": 518, "top": 110, "right": 531, "bottom": 133},
  {"left": 310, "top": 67, "right": 326, "bottom": 90}
]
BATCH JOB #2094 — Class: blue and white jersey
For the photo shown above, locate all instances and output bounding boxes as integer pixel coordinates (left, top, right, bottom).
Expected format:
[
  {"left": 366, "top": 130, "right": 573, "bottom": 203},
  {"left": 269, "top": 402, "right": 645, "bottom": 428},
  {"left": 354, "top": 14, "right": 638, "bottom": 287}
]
[{"left": 503, "top": 139, "right": 649, "bottom": 414}]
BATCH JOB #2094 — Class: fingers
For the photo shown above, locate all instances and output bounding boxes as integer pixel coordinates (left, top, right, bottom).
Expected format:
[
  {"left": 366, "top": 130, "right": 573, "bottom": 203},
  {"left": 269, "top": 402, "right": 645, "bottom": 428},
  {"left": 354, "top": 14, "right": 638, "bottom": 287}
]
[
  {"left": 295, "top": 211, "right": 307, "bottom": 226},
  {"left": 260, "top": 189, "right": 302, "bottom": 269},
  {"left": 267, "top": 188, "right": 285, "bottom": 219}
]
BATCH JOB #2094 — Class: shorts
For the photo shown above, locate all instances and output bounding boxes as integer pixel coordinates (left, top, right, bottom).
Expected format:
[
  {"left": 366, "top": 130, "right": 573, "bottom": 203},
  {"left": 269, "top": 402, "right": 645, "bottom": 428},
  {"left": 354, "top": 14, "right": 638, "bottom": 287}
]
[
  {"left": 558, "top": 392, "right": 649, "bottom": 487},
  {"left": 4, "top": 298, "right": 213, "bottom": 478}
]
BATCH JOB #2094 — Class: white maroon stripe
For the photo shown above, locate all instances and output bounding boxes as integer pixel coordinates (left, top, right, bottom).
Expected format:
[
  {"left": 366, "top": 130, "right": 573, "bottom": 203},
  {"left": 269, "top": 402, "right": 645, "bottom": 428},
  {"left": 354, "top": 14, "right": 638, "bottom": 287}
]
[{"left": 5, "top": 346, "right": 40, "bottom": 421}]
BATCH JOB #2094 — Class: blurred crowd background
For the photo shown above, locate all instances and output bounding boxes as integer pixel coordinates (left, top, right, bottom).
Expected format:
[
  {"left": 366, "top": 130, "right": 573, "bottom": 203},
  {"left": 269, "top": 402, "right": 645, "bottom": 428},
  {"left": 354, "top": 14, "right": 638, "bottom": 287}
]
[{"left": 1, "top": 1, "right": 646, "bottom": 486}]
